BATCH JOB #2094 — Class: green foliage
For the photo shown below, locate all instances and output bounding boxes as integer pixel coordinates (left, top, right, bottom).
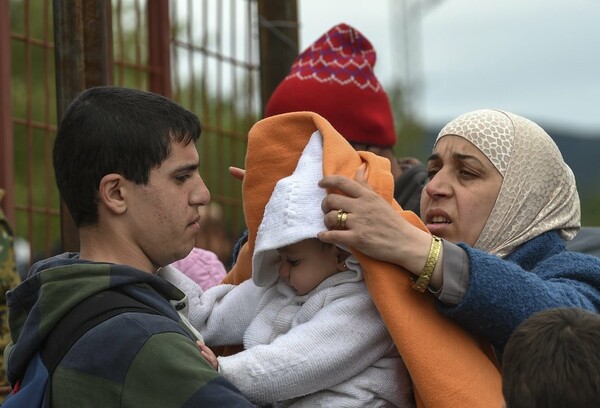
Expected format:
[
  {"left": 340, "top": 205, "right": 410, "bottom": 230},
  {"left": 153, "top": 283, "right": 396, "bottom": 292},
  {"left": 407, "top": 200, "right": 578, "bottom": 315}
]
[
  {"left": 9, "top": 0, "right": 254, "bottom": 261},
  {"left": 175, "top": 87, "right": 256, "bottom": 238},
  {"left": 581, "top": 190, "right": 600, "bottom": 226},
  {"left": 10, "top": 0, "right": 60, "bottom": 257},
  {"left": 387, "top": 84, "right": 426, "bottom": 159}
]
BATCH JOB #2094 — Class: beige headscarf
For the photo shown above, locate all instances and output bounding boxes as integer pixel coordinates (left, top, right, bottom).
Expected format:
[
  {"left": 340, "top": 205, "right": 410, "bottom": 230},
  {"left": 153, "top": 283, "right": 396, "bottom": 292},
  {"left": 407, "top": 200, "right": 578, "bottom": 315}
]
[{"left": 435, "top": 109, "right": 580, "bottom": 257}]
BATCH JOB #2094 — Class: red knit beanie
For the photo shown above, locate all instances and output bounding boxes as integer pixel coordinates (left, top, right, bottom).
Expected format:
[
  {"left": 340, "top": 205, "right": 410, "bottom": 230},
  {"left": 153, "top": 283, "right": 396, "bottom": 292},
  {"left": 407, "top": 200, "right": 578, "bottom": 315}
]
[{"left": 265, "top": 23, "right": 396, "bottom": 147}]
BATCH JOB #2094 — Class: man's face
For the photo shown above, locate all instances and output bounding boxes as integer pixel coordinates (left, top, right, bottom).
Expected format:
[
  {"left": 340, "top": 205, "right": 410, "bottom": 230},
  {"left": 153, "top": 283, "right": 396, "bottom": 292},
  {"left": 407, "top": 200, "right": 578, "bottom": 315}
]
[{"left": 126, "top": 140, "right": 210, "bottom": 271}]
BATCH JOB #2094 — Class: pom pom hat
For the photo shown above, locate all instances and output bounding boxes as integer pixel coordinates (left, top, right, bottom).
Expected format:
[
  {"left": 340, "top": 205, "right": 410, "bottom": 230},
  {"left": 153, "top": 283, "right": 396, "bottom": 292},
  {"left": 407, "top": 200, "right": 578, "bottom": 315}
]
[{"left": 265, "top": 23, "right": 396, "bottom": 147}]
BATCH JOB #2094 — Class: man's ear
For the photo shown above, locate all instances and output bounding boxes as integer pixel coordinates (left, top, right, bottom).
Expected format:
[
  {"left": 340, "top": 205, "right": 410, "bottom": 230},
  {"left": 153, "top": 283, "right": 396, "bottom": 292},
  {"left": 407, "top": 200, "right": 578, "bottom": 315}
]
[{"left": 98, "top": 174, "right": 127, "bottom": 215}]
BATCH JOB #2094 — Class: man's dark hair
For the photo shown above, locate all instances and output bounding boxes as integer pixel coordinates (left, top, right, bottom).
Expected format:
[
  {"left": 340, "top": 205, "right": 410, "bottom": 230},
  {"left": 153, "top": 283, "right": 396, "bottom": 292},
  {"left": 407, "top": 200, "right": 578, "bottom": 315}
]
[
  {"left": 502, "top": 307, "right": 600, "bottom": 408},
  {"left": 53, "top": 86, "right": 201, "bottom": 227}
]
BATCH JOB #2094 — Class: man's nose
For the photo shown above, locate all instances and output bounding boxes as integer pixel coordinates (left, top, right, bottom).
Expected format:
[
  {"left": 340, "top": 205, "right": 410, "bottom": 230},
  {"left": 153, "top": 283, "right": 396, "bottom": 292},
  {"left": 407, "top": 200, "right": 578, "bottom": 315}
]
[{"left": 191, "top": 174, "right": 211, "bottom": 206}]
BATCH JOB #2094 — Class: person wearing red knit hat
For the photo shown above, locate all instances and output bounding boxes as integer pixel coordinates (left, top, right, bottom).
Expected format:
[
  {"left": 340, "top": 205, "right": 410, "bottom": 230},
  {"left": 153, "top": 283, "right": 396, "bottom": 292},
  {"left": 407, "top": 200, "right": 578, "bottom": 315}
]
[
  {"left": 265, "top": 22, "right": 427, "bottom": 215},
  {"left": 176, "top": 24, "right": 427, "bottom": 284},
  {"left": 228, "top": 23, "right": 427, "bottom": 266}
]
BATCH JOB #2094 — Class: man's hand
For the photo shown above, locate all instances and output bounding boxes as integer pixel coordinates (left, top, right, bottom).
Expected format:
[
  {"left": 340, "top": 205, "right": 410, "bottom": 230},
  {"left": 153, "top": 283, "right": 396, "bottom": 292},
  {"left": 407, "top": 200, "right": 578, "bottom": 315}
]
[{"left": 197, "top": 341, "right": 219, "bottom": 370}]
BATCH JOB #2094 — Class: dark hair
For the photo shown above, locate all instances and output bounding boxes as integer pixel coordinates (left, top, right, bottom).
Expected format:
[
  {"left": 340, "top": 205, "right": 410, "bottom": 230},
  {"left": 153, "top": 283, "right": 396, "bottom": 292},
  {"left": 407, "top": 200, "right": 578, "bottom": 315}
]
[
  {"left": 502, "top": 307, "right": 600, "bottom": 408},
  {"left": 53, "top": 86, "right": 201, "bottom": 227}
]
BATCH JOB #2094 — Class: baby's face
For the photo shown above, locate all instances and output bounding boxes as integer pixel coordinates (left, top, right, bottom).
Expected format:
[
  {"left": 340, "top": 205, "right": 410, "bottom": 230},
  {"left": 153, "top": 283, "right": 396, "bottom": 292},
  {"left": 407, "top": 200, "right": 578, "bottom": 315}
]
[{"left": 276, "top": 239, "right": 340, "bottom": 295}]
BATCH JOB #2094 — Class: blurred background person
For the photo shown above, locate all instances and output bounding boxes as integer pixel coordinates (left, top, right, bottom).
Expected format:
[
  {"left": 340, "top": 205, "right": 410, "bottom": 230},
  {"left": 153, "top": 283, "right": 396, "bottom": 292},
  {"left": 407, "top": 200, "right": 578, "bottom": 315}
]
[{"left": 0, "top": 189, "right": 21, "bottom": 400}]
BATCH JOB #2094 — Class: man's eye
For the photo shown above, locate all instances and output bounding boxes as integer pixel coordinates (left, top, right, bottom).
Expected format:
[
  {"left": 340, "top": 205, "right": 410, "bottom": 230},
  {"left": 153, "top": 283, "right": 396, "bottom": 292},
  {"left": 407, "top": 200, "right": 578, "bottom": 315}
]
[{"left": 176, "top": 174, "right": 192, "bottom": 183}]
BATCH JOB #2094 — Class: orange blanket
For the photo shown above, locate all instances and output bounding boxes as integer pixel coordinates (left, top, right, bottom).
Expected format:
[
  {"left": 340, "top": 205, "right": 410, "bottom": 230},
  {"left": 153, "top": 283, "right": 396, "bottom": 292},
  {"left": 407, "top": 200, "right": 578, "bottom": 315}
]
[{"left": 223, "top": 112, "right": 503, "bottom": 408}]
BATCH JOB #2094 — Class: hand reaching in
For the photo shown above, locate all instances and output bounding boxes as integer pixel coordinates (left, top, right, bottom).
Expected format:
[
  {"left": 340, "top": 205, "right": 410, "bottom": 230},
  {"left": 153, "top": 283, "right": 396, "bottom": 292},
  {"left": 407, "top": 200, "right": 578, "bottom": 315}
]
[
  {"left": 197, "top": 340, "right": 218, "bottom": 370},
  {"left": 228, "top": 166, "right": 245, "bottom": 181}
]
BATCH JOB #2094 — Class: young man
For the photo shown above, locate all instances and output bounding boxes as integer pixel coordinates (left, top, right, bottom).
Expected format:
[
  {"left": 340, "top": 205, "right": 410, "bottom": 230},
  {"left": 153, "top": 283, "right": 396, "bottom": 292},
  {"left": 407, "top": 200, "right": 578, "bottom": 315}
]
[
  {"left": 4, "top": 86, "right": 253, "bottom": 406},
  {"left": 502, "top": 307, "right": 600, "bottom": 408}
]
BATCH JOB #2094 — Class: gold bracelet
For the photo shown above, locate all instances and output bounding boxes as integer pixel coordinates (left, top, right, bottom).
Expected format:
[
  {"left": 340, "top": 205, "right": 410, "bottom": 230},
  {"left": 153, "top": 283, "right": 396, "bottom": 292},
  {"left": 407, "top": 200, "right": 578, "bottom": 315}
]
[{"left": 411, "top": 235, "right": 442, "bottom": 292}]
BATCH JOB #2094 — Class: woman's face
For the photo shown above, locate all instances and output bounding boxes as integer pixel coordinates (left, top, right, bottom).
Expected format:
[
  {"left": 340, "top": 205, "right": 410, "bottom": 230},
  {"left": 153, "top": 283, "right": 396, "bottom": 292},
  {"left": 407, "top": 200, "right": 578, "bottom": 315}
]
[{"left": 420, "top": 135, "right": 503, "bottom": 246}]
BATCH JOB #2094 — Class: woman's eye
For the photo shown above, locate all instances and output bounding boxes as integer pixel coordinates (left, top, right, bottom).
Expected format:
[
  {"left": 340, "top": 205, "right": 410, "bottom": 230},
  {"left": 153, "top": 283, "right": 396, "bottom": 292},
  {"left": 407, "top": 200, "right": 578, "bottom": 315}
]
[{"left": 459, "top": 169, "right": 477, "bottom": 179}]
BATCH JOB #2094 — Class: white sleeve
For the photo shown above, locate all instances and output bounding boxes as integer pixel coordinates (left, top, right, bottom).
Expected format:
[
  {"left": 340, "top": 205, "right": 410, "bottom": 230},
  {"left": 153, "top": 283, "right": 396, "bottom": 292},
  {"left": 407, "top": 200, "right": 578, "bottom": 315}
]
[
  {"left": 217, "top": 290, "right": 395, "bottom": 404},
  {"left": 159, "top": 266, "right": 265, "bottom": 346}
]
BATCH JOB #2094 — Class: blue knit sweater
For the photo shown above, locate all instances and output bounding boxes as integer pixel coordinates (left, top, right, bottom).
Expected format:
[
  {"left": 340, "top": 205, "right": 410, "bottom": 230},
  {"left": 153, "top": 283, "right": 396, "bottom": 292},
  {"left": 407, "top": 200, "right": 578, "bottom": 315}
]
[{"left": 437, "top": 230, "right": 600, "bottom": 353}]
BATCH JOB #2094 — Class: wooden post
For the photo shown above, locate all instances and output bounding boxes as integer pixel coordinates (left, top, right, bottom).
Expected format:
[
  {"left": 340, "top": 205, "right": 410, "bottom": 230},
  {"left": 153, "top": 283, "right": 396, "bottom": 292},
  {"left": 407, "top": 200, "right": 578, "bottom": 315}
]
[
  {"left": 52, "top": 0, "right": 113, "bottom": 252},
  {"left": 257, "top": 0, "right": 299, "bottom": 115},
  {"left": 148, "top": 0, "right": 172, "bottom": 98}
]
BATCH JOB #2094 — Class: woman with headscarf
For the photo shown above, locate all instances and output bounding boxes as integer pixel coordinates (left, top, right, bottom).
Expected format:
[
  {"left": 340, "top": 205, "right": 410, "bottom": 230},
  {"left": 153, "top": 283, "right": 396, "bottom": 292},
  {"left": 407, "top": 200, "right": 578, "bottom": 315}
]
[
  {"left": 319, "top": 108, "right": 600, "bottom": 358},
  {"left": 216, "top": 109, "right": 600, "bottom": 407}
]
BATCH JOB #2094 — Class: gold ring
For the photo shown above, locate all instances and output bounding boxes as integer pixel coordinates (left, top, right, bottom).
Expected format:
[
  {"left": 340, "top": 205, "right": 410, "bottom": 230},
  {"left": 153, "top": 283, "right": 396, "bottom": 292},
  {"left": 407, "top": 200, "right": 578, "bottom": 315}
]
[{"left": 337, "top": 209, "right": 348, "bottom": 230}]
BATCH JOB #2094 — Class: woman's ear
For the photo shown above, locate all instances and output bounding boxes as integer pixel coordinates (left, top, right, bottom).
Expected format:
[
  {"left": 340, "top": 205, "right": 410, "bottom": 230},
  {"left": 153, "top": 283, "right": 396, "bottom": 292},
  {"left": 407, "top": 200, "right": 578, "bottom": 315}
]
[{"left": 98, "top": 174, "right": 127, "bottom": 215}]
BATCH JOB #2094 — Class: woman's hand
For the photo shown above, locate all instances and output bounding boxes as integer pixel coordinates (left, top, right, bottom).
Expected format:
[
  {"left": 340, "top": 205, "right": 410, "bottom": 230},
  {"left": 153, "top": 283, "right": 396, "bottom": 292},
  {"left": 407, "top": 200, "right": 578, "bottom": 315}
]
[{"left": 318, "top": 165, "right": 432, "bottom": 276}]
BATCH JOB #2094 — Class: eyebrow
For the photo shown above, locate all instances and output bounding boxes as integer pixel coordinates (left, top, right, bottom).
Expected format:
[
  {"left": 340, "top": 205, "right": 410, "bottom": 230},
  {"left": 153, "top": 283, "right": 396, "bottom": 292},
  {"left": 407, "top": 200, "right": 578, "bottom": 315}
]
[
  {"left": 427, "top": 152, "right": 484, "bottom": 166},
  {"left": 172, "top": 163, "right": 199, "bottom": 173},
  {"left": 427, "top": 153, "right": 440, "bottom": 162}
]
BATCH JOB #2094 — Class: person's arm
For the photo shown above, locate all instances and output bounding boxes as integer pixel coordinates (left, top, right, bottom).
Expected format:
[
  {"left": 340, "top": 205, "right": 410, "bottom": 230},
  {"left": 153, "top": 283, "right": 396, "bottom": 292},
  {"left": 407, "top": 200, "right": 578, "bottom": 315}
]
[
  {"left": 438, "top": 241, "right": 600, "bottom": 350},
  {"left": 319, "top": 170, "right": 470, "bottom": 298},
  {"left": 52, "top": 311, "right": 254, "bottom": 407},
  {"left": 121, "top": 331, "right": 254, "bottom": 407},
  {"left": 160, "top": 265, "right": 264, "bottom": 346},
  {"left": 216, "top": 288, "right": 395, "bottom": 404},
  {"left": 430, "top": 240, "right": 471, "bottom": 304}
]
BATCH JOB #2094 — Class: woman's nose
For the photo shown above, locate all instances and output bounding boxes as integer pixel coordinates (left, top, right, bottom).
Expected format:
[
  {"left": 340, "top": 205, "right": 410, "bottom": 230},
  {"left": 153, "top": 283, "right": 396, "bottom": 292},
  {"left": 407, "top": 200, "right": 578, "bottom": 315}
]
[{"left": 424, "top": 170, "right": 451, "bottom": 199}]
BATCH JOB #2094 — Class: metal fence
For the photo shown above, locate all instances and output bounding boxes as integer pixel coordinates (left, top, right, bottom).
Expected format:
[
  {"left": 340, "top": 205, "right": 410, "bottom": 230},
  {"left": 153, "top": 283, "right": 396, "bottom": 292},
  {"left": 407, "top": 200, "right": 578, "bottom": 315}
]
[{"left": 1, "top": 0, "right": 299, "bottom": 271}]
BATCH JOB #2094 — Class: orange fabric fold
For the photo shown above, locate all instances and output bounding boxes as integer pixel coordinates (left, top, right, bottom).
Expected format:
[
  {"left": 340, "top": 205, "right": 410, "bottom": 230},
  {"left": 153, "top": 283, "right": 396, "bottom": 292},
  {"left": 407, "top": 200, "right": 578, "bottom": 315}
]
[{"left": 223, "top": 112, "right": 503, "bottom": 408}]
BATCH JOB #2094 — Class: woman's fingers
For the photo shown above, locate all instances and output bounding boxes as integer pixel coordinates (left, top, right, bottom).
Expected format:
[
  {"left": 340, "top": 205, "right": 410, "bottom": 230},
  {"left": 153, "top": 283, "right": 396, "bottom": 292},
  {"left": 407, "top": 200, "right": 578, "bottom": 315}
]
[
  {"left": 319, "top": 170, "right": 422, "bottom": 266},
  {"left": 319, "top": 175, "right": 364, "bottom": 198}
]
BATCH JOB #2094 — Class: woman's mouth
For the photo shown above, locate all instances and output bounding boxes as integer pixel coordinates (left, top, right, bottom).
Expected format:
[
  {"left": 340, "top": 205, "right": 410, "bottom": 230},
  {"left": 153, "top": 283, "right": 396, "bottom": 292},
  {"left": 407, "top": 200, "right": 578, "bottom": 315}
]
[
  {"left": 425, "top": 212, "right": 452, "bottom": 235},
  {"left": 430, "top": 215, "right": 451, "bottom": 224}
]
